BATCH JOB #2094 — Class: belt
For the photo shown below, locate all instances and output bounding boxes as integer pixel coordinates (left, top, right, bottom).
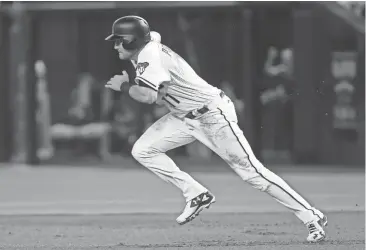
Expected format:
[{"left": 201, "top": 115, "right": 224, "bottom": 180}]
[{"left": 185, "top": 91, "right": 225, "bottom": 119}]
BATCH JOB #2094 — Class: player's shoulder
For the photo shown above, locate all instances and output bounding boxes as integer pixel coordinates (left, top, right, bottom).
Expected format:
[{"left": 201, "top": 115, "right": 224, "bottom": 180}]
[
  {"left": 136, "top": 42, "right": 166, "bottom": 75},
  {"left": 137, "top": 41, "right": 162, "bottom": 63}
]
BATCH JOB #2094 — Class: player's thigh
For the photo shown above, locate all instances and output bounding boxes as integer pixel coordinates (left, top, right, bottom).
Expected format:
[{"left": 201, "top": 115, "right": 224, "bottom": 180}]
[
  {"left": 134, "top": 113, "right": 195, "bottom": 153},
  {"left": 196, "top": 108, "right": 257, "bottom": 169}
]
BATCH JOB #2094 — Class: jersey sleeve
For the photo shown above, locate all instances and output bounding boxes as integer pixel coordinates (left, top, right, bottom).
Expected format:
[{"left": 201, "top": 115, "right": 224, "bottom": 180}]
[{"left": 134, "top": 43, "right": 171, "bottom": 91}]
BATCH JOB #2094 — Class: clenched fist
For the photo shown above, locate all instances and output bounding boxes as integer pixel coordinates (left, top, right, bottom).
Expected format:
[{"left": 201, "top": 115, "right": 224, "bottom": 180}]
[{"left": 105, "top": 71, "right": 129, "bottom": 91}]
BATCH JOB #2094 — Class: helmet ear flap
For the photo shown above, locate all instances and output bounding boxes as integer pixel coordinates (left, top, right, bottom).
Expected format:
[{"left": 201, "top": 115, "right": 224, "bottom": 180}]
[
  {"left": 122, "top": 36, "right": 149, "bottom": 51},
  {"left": 122, "top": 38, "right": 139, "bottom": 50}
]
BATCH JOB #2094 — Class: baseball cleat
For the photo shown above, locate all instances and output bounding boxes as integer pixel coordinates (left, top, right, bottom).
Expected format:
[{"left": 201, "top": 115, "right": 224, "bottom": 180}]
[
  {"left": 176, "top": 191, "right": 215, "bottom": 225},
  {"left": 321, "top": 215, "right": 328, "bottom": 227},
  {"left": 306, "top": 215, "right": 328, "bottom": 243}
]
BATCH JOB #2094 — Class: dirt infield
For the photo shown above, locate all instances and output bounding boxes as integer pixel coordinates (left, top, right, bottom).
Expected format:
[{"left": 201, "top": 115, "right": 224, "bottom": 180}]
[
  {"left": 0, "top": 212, "right": 364, "bottom": 250},
  {"left": 0, "top": 164, "right": 364, "bottom": 249}
]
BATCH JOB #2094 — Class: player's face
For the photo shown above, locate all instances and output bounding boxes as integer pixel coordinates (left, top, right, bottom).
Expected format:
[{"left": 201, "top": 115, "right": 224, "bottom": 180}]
[{"left": 114, "top": 38, "right": 135, "bottom": 60}]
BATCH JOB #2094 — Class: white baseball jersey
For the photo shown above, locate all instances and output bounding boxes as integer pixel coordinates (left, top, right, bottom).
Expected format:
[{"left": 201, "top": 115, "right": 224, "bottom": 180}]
[{"left": 134, "top": 41, "right": 221, "bottom": 116}]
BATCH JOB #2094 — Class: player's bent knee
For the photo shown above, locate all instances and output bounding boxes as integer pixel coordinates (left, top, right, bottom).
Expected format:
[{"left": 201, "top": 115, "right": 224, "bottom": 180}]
[
  {"left": 131, "top": 142, "right": 143, "bottom": 161},
  {"left": 131, "top": 139, "right": 153, "bottom": 161}
]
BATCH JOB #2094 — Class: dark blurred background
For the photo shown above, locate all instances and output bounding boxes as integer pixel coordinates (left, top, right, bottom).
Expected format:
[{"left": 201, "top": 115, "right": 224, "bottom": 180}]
[{"left": 0, "top": 1, "right": 364, "bottom": 168}]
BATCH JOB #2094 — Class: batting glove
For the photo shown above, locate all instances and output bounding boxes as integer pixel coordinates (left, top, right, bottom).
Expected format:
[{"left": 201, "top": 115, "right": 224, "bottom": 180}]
[{"left": 105, "top": 71, "right": 129, "bottom": 91}]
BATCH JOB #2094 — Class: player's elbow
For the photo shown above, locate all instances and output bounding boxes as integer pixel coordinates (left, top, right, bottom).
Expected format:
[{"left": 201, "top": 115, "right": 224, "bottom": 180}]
[
  {"left": 145, "top": 91, "right": 158, "bottom": 104},
  {"left": 129, "top": 85, "right": 157, "bottom": 104}
]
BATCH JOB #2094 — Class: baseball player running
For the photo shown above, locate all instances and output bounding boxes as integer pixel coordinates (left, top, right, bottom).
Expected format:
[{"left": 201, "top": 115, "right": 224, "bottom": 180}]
[{"left": 105, "top": 16, "right": 327, "bottom": 243}]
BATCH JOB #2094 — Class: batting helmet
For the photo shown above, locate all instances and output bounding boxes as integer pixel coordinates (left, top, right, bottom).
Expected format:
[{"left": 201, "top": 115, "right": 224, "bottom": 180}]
[{"left": 105, "top": 15, "right": 151, "bottom": 50}]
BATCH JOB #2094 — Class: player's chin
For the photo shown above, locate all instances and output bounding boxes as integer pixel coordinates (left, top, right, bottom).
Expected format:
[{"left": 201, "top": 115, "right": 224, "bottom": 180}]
[
  {"left": 118, "top": 53, "right": 128, "bottom": 60},
  {"left": 118, "top": 50, "right": 134, "bottom": 60}
]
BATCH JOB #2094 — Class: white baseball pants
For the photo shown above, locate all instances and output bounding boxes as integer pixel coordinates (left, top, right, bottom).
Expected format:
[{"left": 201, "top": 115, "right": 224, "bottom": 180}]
[{"left": 132, "top": 94, "right": 324, "bottom": 224}]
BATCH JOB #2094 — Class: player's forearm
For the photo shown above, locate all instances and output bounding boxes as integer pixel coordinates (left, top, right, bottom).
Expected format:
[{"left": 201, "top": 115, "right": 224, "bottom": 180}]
[{"left": 128, "top": 85, "right": 158, "bottom": 104}]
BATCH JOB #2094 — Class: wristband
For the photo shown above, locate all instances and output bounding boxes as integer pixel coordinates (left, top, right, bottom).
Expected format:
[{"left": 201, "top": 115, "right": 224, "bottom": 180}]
[{"left": 120, "top": 81, "right": 132, "bottom": 93}]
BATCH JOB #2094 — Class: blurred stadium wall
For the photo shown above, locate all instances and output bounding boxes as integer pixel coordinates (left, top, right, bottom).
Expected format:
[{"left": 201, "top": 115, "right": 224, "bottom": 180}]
[{"left": 0, "top": 1, "right": 364, "bottom": 166}]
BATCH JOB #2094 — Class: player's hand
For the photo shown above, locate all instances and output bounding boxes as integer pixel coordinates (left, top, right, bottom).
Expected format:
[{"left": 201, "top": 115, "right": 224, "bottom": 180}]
[{"left": 105, "top": 71, "right": 129, "bottom": 91}]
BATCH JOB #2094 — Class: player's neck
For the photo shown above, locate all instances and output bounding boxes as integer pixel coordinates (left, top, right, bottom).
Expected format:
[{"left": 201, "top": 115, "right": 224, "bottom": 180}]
[
  {"left": 131, "top": 51, "right": 139, "bottom": 62},
  {"left": 130, "top": 42, "right": 148, "bottom": 62}
]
